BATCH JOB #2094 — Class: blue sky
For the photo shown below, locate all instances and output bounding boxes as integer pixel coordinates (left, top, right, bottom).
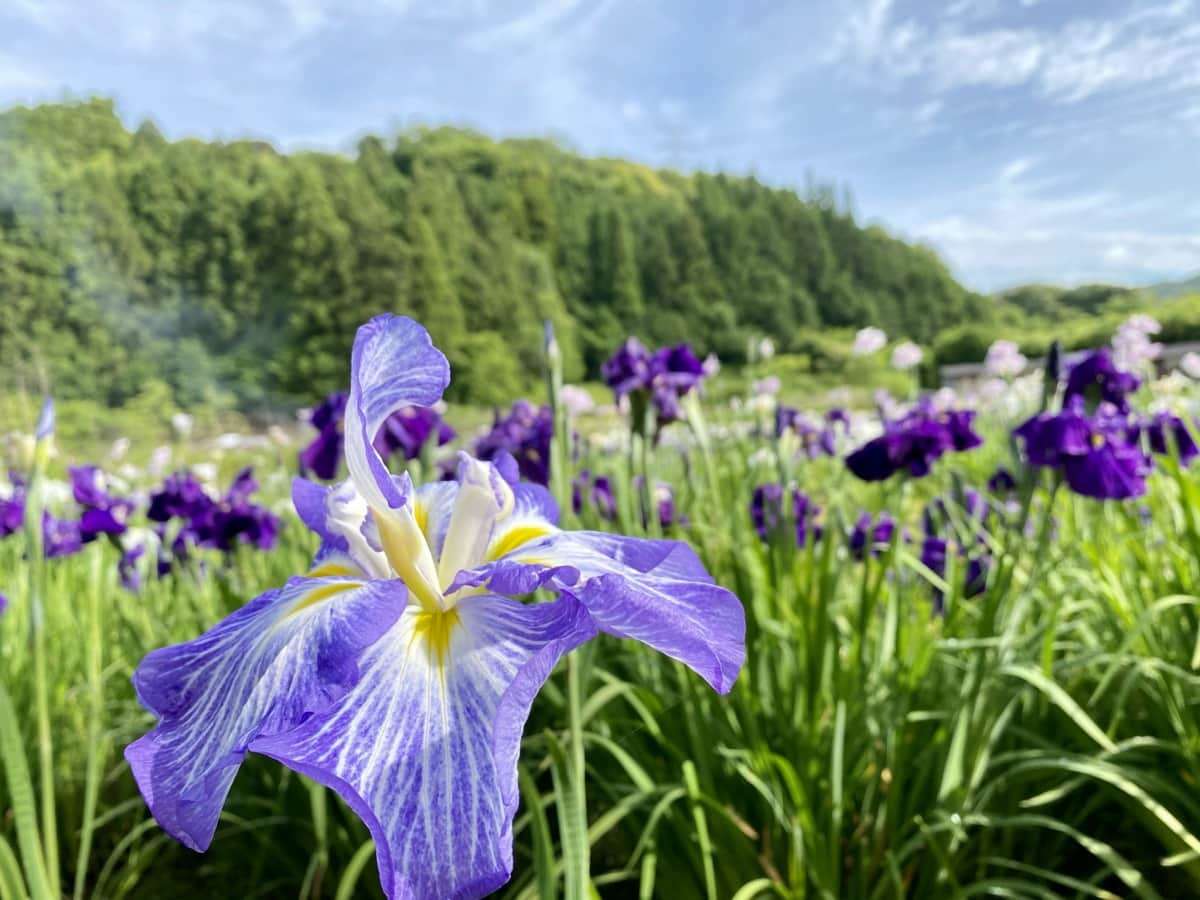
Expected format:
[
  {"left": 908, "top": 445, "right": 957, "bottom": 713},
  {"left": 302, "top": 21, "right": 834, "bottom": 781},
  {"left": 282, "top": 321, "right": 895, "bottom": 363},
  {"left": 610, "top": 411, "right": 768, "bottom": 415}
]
[{"left": 1, "top": 0, "right": 1198, "bottom": 291}]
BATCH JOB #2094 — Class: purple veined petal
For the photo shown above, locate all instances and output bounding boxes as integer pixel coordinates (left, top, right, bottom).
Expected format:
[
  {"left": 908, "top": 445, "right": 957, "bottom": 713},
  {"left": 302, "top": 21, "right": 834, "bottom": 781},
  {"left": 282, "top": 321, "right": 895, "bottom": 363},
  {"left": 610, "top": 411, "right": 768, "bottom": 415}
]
[
  {"left": 345, "top": 315, "right": 450, "bottom": 513},
  {"left": 250, "top": 593, "right": 596, "bottom": 900},
  {"left": 292, "top": 477, "right": 348, "bottom": 554},
  {"left": 412, "top": 480, "right": 459, "bottom": 562},
  {"left": 514, "top": 482, "right": 559, "bottom": 526},
  {"left": 454, "top": 531, "right": 742, "bottom": 694},
  {"left": 125, "top": 576, "right": 406, "bottom": 852}
]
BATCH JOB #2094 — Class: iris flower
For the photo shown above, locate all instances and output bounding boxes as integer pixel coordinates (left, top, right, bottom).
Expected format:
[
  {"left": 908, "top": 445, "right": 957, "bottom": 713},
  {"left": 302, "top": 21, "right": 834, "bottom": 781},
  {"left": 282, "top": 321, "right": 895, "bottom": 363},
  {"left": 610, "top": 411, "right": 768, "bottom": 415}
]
[{"left": 126, "top": 315, "right": 745, "bottom": 900}]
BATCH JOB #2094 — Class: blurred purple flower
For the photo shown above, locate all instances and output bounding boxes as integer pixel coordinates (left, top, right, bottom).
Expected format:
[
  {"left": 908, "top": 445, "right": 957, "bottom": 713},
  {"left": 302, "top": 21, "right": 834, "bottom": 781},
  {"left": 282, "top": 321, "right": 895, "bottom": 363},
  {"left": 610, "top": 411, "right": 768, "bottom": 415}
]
[
  {"left": 602, "top": 338, "right": 709, "bottom": 428},
  {"left": 1064, "top": 348, "right": 1140, "bottom": 413},
  {"left": 474, "top": 401, "right": 553, "bottom": 486},
  {"left": 1014, "top": 400, "right": 1151, "bottom": 500},
  {"left": 70, "top": 465, "right": 134, "bottom": 543},
  {"left": 750, "top": 484, "right": 820, "bottom": 547},
  {"left": 299, "top": 391, "right": 348, "bottom": 481},
  {"left": 1133, "top": 411, "right": 1198, "bottom": 467},
  {"left": 849, "top": 511, "right": 895, "bottom": 560},
  {"left": 43, "top": 512, "right": 83, "bottom": 558},
  {"left": 987, "top": 467, "right": 1017, "bottom": 494},
  {"left": 572, "top": 471, "right": 616, "bottom": 521},
  {"left": 119, "top": 544, "right": 146, "bottom": 592},
  {"left": 301, "top": 392, "right": 453, "bottom": 481},
  {"left": 845, "top": 402, "right": 982, "bottom": 482}
]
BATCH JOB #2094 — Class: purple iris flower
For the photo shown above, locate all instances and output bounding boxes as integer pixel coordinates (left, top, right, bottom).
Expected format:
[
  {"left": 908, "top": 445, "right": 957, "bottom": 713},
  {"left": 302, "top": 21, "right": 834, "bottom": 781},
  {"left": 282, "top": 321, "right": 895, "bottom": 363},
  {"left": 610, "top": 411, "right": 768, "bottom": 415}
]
[
  {"left": 1, "top": 493, "right": 24, "bottom": 538},
  {"left": 126, "top": 315, "right": 746, "bottom": 900},
  {"left": 70, "top": 465, "right": 133, "bottom": 542},
  {"left": 1133, "top": 411, "right": 1198, "bottom": 466},
  {"left": 750, "top": 484, "right": 821, "bottom": 547},
  {"left": 825, "top": 407, "right": 850, "bottom": 431},
  {"left": 150, "top": 468, "right": 279, "bottom": 559},
  {"left": 148, "top": 472, "right": 212, "bottom": 524},
  {"left": 845, "top": 402, "right": 982, "bottom": 482},
  {"left": 302, "top": 393, "right": 454, "bottom": 481},
  {"left": 775, "top": 407, "right": 837, "bottom": 457},
  {"left": 919, "top": 536, "right": 949, "bottom": 613},
  {"left": 987, "top": 467, "right": 1017, "bottom": 494},
  {"left": 600, "top": 337, "right": 653, "bottom": 397},
  {"left": 602, "top": 339, "right": 708, "bottom": 428},
  {"left": 374, "top": 406, "right": 456, "bottom": 462},
  {"left": 43, "top": 512, "right": 83, "bottom": 558},
  {"left": 474, "top": 401, "right": 554, "bottom": 487},
  {"left": 964, "top": 555, "right": 989, "bottom": 598},
  {"left": 1014, "top": 400, "right": 1152, "bottom": 500},
  {"left": 750, "top": 484, "right": 785, "bottom": 539},
  {"left": 299, "top": 392, "right": 349, "bottom": 481},
  {"left": 848, "top": 511, "right": 895, "bottom": 560},
  {"left": 572, "top": 471, "right": 616, "bottom": 521},
  {"left": 631, "top": 476, "right": 684, "bottom": 529},
  {"left": 191, "top": 468, "right": 280, "bottom": 553},
  {"left": 0, "top": 592, "right": 7, "bottom": 615},
  {"left": 120, "top": 544, "right": 146, "bottom": 593},
  {"left": 1064, "top": 348, "right": 1141, "bottom": 413}
]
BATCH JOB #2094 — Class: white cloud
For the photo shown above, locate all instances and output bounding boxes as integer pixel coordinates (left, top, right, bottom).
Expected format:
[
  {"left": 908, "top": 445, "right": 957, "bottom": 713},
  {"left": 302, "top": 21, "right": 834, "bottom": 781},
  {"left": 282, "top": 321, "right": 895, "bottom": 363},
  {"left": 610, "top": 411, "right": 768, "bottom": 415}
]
[
  {"left": 828, "top": 0, "right": 1200, "bottom": 103},
  {"left": 1000, "top": 156, "right": 1034, "bottom": 181}
]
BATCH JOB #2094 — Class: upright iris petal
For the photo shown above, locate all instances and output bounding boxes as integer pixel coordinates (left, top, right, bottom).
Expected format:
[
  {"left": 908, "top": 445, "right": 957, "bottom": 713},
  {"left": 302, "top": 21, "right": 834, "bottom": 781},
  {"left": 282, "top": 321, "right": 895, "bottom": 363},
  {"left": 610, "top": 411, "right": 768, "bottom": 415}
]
[{"left": 129, "top": 315, "right": 745, "bottom": 900}]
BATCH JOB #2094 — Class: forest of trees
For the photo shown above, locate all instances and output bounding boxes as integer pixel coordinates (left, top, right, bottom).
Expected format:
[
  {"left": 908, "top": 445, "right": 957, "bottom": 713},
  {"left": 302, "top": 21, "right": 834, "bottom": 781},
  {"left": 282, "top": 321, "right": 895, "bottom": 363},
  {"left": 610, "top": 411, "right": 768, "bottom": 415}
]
[{"left": 0, "top": 98, "right": 992, "bottom": 410}]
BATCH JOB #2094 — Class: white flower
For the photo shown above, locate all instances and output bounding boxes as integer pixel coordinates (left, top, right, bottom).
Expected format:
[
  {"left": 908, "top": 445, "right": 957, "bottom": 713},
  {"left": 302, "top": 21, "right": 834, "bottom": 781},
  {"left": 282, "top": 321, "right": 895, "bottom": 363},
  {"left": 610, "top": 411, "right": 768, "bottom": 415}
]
[
  {"left": 752, "top": 375, "right": 781, "bottom": 396},
  {"left": 750, "top": 393, "right": 776, "bottom": 416},
  {"left": 109, "top": 437, "right": 131, "bottom": 462},
  {"left": 149, "top": 445, "right": 172, "bottom": 477},
  {"left": 193, "top": 463, "right": 219, "bottom": 484},
  {"left": 852, "top": 327, "right": 887, "bottom": 356},
  {"left": 1180, "top": 351, "right": 1200, "bottom": 380},
  {"left": 561, "top": 385, "right": 595, "bottom": 417},
  {"left": 931, "top": 387, "right": 958, "bottom": 410},
  {"left": 891, "top": 341, "right": 924, "bottom": 370},
  {"left": 748, "top": 447, "right": 774, "bottom": 468},
  {"left": 171, "top": 412, "right": 194, "bottom": 439},
  {"left": 268, "top": 426, "right": 291, "bottom": 447},
  {"left": 1112, "top": 326, "right": 1161, "bottom": 370},
  {"left": 758, "top": 338, "right": 776, "bottom": 361},
  {"left": 702, "top": 353, "right": 721, "bottom": 377},
  {"left": 1123, "top": 314, "right": 1161, "bottom": 336},
  {"left": 984, "top": 339, "right": 1026, "bottom": 378}
]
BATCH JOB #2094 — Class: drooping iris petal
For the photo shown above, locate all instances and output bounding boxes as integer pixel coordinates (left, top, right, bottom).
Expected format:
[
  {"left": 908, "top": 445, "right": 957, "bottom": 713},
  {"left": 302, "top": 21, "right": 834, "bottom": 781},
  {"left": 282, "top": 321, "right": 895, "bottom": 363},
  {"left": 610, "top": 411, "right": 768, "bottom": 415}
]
[
  {"left": 345, "top": 315, "right": 450, "bottom": 512},
  {"left": 454, "top": 531, "right": 744, "bottom": 694},
  {"left": 250, "top": 593, "right": 595, "bottom": 900},
  {"left": 125, "top": 576, "right": 404, "bottom": 852}
]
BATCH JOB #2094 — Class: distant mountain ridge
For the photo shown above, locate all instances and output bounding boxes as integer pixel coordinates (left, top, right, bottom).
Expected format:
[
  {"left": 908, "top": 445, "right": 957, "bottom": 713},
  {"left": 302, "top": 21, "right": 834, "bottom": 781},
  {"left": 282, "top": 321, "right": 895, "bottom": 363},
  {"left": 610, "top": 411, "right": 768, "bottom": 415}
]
[{"left": 1146, "top": 273, "right": 1200, "bottom": 299}]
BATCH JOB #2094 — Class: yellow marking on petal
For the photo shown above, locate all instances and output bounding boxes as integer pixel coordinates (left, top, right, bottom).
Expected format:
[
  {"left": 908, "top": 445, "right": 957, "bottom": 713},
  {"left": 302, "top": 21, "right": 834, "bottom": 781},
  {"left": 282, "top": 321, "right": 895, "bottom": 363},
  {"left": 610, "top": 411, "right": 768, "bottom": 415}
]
[
  {"left": 285, "top": 580, "right": 362, "bottom": 618},
  {"left": 487, "top": 523, "right": 555, "bottom": 561},
  {"left": 305, "top": 561, "right": 359, "bottom": 578},
  {"left": 412, "top": 607, "right": 461, "bottom": 668},
  {"left": 413, "top": 498, "right": 429, "bottom": 542},
  {"left": 374, "top": 504, "right": 444, "bottom": 612}
]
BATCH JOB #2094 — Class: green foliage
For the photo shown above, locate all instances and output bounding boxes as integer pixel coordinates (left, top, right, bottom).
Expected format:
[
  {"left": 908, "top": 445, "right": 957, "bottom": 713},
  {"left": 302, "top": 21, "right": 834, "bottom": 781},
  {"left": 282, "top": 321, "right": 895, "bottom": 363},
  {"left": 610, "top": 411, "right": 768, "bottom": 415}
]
[{"left": 0, "top": 99, "right": 979, "bottom": 410}]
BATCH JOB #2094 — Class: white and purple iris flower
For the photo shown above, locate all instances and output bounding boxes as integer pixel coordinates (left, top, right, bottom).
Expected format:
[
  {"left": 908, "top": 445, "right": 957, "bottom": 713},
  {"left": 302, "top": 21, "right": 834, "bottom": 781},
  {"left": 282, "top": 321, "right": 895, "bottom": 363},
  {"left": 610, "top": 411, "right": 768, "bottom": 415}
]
[{"left": 125, "top": 315, "right": 746, "bottom": 900}]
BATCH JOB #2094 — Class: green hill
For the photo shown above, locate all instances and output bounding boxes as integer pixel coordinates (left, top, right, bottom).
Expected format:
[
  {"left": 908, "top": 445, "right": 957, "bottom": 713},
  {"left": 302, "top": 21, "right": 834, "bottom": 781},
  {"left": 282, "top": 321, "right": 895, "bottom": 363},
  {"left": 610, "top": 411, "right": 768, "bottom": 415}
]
[
  {"left": 1147, "top": 273, "right": 1200, "bottom": 299},
  {"left": 0, "top": 98, "right": 986, "bottom": 410}
]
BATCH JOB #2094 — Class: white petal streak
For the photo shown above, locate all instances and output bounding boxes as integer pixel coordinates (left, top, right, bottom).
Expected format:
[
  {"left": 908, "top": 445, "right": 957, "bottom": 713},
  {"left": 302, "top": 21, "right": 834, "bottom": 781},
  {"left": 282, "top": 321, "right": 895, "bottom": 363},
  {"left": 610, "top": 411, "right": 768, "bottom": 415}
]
[{"left": 251, "top": 593, "right": 594, "bottom": 900}]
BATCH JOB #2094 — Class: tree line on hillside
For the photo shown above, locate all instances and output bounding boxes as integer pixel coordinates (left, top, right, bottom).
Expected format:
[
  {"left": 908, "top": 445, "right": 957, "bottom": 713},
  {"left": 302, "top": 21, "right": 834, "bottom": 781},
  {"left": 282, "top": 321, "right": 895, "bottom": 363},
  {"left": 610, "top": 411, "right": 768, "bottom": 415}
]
[{"left": 3, "top": 99, "right": 996, "bottom": 410}]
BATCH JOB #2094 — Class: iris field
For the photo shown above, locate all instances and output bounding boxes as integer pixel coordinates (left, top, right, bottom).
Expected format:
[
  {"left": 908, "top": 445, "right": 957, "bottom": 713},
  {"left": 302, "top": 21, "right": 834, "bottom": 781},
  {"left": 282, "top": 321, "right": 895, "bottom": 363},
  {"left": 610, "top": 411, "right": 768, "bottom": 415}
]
[{"left": 2, "top": 315, "right": 1200, "bottom": 900}]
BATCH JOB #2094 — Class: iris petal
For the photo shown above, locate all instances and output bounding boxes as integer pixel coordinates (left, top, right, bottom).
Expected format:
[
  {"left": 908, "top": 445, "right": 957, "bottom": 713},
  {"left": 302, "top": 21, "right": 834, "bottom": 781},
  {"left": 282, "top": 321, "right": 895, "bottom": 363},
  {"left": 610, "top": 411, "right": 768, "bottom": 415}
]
[
  {"left": 125, "top": 576, "right": 405, "bottom": 852},
  {"left": 250, "top": 593, "right": 595, "bottom": 900},
  {"left": 455, "top": 531, "right": 745, "bottom": 694},
  {"left": 345, "top": 315, "right": 450, "bottom": 512}
]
